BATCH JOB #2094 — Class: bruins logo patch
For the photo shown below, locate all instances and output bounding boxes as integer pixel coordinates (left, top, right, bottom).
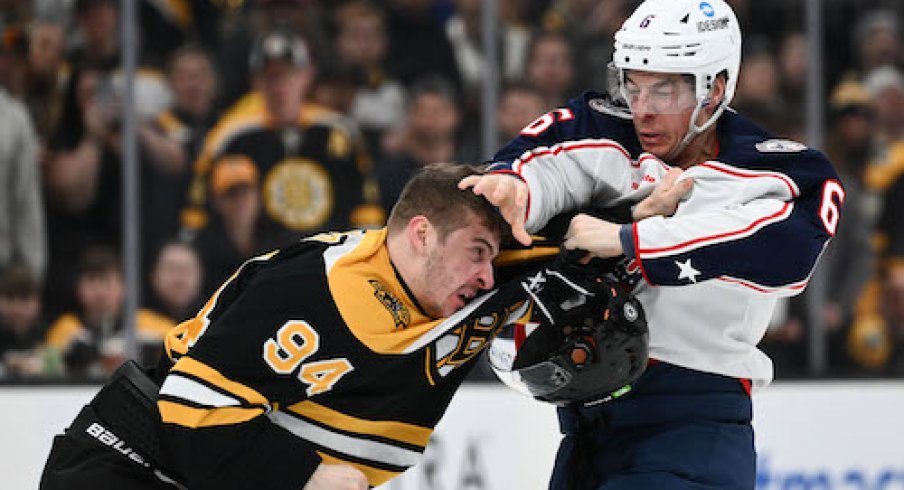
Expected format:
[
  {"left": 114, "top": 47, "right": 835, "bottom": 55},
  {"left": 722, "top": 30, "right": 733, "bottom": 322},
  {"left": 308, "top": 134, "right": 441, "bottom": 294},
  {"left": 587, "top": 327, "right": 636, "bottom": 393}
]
[
  {"left": 263, "top": 158, "right": 333, "bottom": 231},
  {"left": 424, "top": 300, "right": 530, "bottom": 385},
  {"left": 369, "top": 280, "right": 410, "bottom": 330}
]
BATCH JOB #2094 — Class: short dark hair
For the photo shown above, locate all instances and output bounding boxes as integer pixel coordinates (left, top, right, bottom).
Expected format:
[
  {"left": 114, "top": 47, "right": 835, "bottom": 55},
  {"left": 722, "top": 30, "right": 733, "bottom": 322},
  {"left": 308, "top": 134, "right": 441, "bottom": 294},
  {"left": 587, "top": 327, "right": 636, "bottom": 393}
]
[
  {"left": 387, "top": 163, "right": 510, "bottom": 244},
  {"left": 407, "top": 74, "right": 460, "bottom": 108},
  {"left": 79, "top": 246, "right": 121, "bottom": 277},
  {"left": 0, "top": 264, "right": 39, "bottom": 298}
]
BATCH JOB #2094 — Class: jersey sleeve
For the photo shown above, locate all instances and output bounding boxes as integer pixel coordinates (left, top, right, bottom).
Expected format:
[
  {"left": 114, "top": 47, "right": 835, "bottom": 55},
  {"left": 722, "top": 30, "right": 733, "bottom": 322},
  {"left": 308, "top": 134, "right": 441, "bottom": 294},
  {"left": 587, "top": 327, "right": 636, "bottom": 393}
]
[
  {"left": 491, "top": 94, "right": 591, "bottom": 166},
  {"left": 157, "top": 252, "right": 324, "bottom": 489},
  {"left": 488, "top": 92, "right": 652, "bottom": 232},
  {"left": 631, "top": 154, "right": 845, "bottom": 296},
  {"left": 508, "top": 141, "right": 670, "bottom": 232}
]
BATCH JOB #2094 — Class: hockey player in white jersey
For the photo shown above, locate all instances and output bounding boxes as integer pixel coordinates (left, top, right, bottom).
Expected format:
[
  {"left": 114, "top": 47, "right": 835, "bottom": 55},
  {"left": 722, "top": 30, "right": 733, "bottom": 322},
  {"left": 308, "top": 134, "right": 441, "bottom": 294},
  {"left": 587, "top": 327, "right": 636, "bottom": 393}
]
[{"left": 462, "top": 0, "right": 844, "bottom": 488}]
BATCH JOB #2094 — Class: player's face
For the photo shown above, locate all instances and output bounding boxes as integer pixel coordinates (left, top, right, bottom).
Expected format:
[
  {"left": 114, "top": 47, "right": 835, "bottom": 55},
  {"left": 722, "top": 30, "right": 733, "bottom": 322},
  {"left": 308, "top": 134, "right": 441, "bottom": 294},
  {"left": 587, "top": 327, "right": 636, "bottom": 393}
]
[
  {"left": 624, "top": 71, "right": 698, "bottom": 158},
  {"left": 420, "top": 217, "right": 499, "bottom": 318}
]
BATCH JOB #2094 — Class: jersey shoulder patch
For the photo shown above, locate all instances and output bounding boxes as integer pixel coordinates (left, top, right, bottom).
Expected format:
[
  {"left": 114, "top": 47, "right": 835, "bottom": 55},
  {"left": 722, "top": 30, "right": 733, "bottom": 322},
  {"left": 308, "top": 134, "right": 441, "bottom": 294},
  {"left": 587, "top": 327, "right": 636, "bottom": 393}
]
[{"left": 755, "top": 139, "right": 808, "bottom": 153}]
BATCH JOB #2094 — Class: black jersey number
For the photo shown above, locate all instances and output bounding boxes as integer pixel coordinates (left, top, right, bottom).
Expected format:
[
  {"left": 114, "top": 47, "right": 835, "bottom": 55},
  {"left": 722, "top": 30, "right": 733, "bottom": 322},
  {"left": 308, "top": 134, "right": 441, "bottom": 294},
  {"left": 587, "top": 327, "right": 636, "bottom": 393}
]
[{"left": 263, "top": 320, "right": 354, "bottom": 396}]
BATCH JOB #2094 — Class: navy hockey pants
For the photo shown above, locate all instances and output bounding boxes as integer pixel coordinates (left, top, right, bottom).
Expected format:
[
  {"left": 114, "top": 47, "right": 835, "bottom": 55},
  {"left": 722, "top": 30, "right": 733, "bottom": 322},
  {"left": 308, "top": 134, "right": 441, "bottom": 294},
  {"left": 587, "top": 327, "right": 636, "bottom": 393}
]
[{"left": 549, "top": 361, "right": 755, "bottom": 490}]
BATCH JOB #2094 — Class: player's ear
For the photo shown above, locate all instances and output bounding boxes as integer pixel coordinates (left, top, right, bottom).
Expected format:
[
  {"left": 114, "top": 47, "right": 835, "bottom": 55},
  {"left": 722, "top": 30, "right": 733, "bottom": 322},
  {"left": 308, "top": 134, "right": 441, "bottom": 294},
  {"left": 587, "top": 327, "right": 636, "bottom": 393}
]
[
  {"left": 406, "top": 215, "right": 432, "bottom": 255},
  {"left": 708, "top": 74, "right": 727, "bottom": 107}
]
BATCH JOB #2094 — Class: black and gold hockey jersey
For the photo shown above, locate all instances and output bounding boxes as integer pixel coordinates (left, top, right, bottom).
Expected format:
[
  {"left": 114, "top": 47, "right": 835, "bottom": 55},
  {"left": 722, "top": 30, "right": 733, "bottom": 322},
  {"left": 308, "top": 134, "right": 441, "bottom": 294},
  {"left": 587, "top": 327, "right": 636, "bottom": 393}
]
[
  {"left": 157, "top": 229, "right": 534, "bottom": 488},
  {"left": 181, "top": 93, "right": 385, "bottom": 234}
]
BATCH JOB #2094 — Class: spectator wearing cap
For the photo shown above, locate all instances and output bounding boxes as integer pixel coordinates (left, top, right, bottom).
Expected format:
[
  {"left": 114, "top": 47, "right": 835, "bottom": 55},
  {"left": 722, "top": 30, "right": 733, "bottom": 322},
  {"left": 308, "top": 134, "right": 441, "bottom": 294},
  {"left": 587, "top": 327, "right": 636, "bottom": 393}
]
[
  {"left": 191, "top": 155, "right": 294, "bottom": 300},
  {"left": 182, "top": 30, "right": 385, "bottom": 243}
]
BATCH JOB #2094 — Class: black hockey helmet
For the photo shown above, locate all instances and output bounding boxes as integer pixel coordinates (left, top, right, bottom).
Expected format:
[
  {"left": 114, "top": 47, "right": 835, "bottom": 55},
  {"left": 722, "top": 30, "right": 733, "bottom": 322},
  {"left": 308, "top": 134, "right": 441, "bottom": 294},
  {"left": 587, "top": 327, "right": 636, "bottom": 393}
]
[{"left": 489, "top": 278, "right": 649, "bottom": 406}]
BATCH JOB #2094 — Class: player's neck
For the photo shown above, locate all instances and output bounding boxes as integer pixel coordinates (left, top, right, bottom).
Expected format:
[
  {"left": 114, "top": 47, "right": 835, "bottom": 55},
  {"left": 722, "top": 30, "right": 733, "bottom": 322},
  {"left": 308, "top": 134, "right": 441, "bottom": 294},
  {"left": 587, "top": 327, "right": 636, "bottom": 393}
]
[{"left": 674, "top": 128, "right": 719, "bottom": 169}]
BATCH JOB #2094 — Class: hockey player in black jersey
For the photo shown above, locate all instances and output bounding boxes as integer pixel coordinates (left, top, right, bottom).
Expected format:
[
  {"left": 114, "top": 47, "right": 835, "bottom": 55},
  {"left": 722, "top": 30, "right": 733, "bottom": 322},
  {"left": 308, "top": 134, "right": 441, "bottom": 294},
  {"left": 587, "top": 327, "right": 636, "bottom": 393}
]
[{"left": 40, "top": 162, "right": 648, "bottom": 490}]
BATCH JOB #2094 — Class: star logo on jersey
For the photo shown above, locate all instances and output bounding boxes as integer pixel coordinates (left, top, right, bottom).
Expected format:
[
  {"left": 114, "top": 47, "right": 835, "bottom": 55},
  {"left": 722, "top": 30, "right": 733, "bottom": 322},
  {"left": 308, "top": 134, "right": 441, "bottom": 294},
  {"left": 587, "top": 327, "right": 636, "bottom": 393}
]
[
  {"left": 369, "top": 280, "right": 410, "bottom": 330},
  {"left": 675, "top": 259, "right": 701, "bottom": 283}
]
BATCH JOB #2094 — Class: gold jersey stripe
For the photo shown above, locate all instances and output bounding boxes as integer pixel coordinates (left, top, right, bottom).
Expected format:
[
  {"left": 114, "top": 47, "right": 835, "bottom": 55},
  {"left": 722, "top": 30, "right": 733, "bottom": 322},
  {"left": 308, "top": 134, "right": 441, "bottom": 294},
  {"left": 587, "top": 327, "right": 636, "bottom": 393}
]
[
  {"left": 158, "top": 400, "right": 264, "bottom": 428},
  {"left": 317, "top": 451, "right": 401, "bottom": 487},
  {"left": 170, "top": 357, "right": 269, "bottom": 406},
  {"left": 287, "top": 400, "right": 432, "bottom": 448},
  {"left": 493, "top": 245, "right": 560, "bottom": 267}
]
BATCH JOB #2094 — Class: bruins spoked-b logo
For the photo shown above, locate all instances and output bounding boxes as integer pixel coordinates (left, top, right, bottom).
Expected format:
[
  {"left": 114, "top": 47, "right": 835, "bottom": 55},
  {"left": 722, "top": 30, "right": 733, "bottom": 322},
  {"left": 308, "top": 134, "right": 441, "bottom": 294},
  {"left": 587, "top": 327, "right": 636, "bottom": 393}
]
[
  {"left": 263, "top": 158, "right": 333, "bottom": 231},
  {"left": 369, "top": 280, "right": 410, "bottom": 330}
]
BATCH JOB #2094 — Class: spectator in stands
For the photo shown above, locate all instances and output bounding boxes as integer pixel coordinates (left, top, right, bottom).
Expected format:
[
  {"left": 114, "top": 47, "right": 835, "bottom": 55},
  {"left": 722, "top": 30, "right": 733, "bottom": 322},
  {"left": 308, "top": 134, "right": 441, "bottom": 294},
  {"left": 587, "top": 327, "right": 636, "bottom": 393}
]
[
  {"left": 445, "top": 0, "right": 531, "bottom": 163},
  {"left": 192, "top": 155, "right": 293, "bottom": 300},
  {"left": 497, "top": 81, "right": 548, "bottom": 143},
  {"left": 139, "top": 45, "right": 219, "bottom": 249},
  {"left": 145, "top": 240, "right": 203, "bottom": 324},
  {"left": 524, "top": 31, "right": 576, "bottom": 110},
  {"left": 376, "top": 75, "right": 462, "bottom": 210},
  {"left": 182, "top": 30, "right": 384, "bottom": 241},
  {"left": 153, "top": 45, "right": 219, "bottom": 176},
  {"left": 848, "top": 173, "right": 904, "bottom": 376},
  {"left": 20, "top": 20, "right": 68, "bottom": 145},
  {"left": 776, "top": 31, "right": 808, "bottom": 140},
  {"left": 309, "top": 62, "right": 365, "bottom": 117},
  {"left": 852, "top": 11, "right": 902, "bottom": 77},
  {"left": 43, "top": 0, "right": 171, "bottom": 315},
  {"left": 732, "top": 39, "right": 789, "bottom": 136},
  {"left": 68, "top": 0, "right": 119, "bottom": 70},
  {"left": 384, "top": 0, "right": 462, "bottom": 90},
  {"left": 44, "top": 246, "right": 174, "bottom": 378},
  {"left": 539, "top": 0, "right": 631, "bottom": 89},
  {"left": 214, "top": 0, "right": 333, "bottom": 108},
  {"left": 0, "top": 84, "right": 46, "bottom": 283},
  {"left": 0, "top": 264, "right": 49, "bottom": 378},
  {"left": 334, "top": 0, "right": 406, "bottom": 160},
  {"left": 863, "top": 67, "right": 904, "bottom": 145},
  {"left": 445, "top": 0, "right": 530, "bottom": 106}
]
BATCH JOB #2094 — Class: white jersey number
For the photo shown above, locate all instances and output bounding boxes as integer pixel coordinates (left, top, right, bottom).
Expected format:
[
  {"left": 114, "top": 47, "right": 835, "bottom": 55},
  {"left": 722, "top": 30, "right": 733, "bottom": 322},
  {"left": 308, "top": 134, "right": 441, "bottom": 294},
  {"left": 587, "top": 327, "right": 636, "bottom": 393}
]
[
  {"left": 819, "top": 180, "right": 845, "bottom": 236},
  {"left": 520, "top": 108, "right": 575, "bottom": 137}
]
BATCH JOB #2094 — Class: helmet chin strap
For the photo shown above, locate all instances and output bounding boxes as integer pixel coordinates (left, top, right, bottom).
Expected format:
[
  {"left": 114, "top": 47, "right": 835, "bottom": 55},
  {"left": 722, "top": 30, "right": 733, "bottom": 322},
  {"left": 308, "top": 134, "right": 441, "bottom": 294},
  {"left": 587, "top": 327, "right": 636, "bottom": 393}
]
[{"left": 662, "top": 91, "right": 727, "bottom": 164}]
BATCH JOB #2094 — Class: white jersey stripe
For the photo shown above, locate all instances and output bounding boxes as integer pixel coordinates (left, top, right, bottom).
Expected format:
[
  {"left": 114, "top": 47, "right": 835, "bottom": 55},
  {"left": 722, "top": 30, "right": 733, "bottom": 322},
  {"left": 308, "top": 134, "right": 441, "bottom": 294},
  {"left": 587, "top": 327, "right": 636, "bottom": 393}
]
[
  {"left": 638, "top": 202, "right": 794, "bottom": 259},
  {"left": 513, "top": 138, "right": 633, "bottom": 175},
  {"left": 268, "top": 410, "right": 422, "bottom": 467},
  {"left": 698, "top": 161, "right": 800, "bottom": 197},
  {"left": 402, "top": 290, "right": 498, "bottom": 354},
  {"left": 159, "top": 374, "right": 242, "bottom": 407}
]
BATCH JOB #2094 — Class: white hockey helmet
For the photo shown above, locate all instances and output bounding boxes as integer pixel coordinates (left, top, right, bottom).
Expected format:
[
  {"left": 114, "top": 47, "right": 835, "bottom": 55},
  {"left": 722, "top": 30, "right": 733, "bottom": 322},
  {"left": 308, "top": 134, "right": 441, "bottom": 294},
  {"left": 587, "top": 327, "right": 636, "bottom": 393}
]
[{"left": 611, "top": 0, "right": 741, "bottom": 152}]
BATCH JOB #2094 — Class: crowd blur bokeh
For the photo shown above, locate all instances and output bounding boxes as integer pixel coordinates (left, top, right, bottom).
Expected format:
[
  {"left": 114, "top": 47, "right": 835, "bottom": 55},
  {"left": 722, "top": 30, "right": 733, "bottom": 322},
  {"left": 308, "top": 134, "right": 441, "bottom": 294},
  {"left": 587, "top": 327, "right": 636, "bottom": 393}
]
[{"left": 0, "top": 0, "right": 903, "bottom": 381}]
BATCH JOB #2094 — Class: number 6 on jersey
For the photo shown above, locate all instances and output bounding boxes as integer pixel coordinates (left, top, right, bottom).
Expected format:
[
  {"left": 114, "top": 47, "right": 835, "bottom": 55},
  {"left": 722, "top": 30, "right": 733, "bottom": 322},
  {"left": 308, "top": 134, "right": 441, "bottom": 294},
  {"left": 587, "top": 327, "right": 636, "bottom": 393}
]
[{"left": 263, "top": 320, "right": 354, "bottom": 396}]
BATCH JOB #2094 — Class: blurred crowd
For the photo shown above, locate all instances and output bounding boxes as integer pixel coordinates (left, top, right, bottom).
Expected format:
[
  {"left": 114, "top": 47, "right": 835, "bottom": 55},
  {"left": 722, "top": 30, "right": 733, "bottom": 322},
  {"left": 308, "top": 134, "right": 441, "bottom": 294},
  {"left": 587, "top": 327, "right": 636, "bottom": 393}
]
[{"left": 0, "top": 0, "right": 902, "bottom": 381}]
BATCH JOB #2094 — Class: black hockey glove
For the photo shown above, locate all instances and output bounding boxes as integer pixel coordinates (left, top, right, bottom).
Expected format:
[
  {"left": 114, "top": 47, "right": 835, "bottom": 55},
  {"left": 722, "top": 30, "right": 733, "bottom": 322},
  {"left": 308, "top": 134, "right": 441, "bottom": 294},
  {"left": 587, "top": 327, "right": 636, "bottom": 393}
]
[{"left": 517, "top": 249, "right": 614, "bottom": 330}]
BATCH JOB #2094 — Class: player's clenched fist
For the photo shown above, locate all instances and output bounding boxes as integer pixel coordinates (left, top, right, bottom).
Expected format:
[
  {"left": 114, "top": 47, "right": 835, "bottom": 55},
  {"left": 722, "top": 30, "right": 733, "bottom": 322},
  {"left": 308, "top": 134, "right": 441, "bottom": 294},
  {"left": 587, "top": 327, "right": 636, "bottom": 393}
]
[
  {"left": 459, "top": 173, "right": 532, "bottom": 246},
  {"left": 302, "top": 463, "right": 368, "bottom": 490},
  {"left": 564, "top": 214, "right": 624, "bottom": 262},
  {"left": 632, "top": 167, "right": 693, "bottom": 221}
]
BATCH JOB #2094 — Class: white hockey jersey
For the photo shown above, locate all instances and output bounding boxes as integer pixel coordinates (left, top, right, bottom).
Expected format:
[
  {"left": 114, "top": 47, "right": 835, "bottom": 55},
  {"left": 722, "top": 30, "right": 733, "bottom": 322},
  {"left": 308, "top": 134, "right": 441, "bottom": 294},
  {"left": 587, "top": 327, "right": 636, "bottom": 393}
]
[{"left": 492, "top": 94, "right": 844, "bottom": 388}]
